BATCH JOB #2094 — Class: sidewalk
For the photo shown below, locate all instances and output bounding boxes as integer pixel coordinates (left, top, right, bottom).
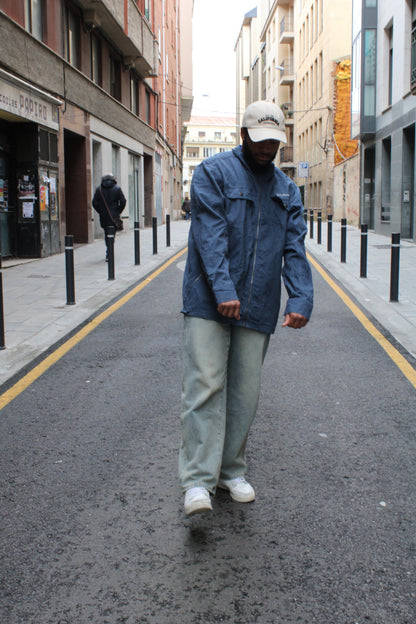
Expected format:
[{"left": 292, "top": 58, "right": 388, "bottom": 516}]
[
  {"left": 0, "top": 218, "right": 415, "bottom": 387},
  {"left": 305, "top": 221, "right": 416, "bottom": 360},
  {"left": 0, "top": 220, "right": 191, "bottom": 386}
]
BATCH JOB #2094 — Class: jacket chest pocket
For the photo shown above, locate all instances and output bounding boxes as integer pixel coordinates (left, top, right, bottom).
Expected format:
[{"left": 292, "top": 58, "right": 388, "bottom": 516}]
[
  {"left": 266, "top": 194, "right": 292, "bottom": 227},
  {"left": 224, "top": 187, "right": 258, "bottom": 227}
]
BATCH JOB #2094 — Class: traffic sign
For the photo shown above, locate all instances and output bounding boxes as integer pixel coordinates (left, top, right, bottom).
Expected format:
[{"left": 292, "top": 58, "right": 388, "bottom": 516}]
[{"left": 298, "top": 161, "right": 309, "bottom": 178}]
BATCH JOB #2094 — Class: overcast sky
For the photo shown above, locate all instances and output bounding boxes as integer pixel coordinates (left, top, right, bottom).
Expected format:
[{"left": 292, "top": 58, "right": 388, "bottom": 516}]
[{"left": 191, "top": 0, "right": 257, "bottom": 117}]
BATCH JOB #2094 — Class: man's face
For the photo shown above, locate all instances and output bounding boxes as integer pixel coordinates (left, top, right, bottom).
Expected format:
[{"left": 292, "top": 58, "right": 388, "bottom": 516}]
[{"left": 242, "top": 129, "right": 280, "bottom": 167}]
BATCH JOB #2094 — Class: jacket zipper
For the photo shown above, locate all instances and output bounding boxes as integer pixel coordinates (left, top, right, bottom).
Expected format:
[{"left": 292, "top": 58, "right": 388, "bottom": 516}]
[{"left": 244, "top": 189, "right": 262, "bottom": 323}]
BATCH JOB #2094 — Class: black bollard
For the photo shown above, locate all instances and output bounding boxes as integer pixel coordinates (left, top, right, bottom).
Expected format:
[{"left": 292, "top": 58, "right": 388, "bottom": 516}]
[
  {"left": 360, "top": 223, "right": 368, "bottom": 278},
  {"left": 327, "top": 214, "right": 333, "bottom": 252},
  {"left": 152, "top": 216, "right": 158, "bottom": 255},
  {"left": 0, "top": 255, "right": 5, "bottom": 349},
  {"left": 134, "top": 221, "right": 140, "bottom": 265},
  {"left": 65, "top": 235, "right": 76, "bottom": 305},
  {"left": 390, "top": 232, "right": 400, "bottom": 302},
  {"left": 317, "top": 211, "right": 322, "bottom": 245},
  {"left": 309, "top": 209, "right": 314, "bottom": 239},
  {"left": 303, "top": 209, "right": 307, "bottom": 224},
  {"left": 107, "top": 225, "right": 115, "bottom": 280},
  {"left": 166, "top": 214, "right": 171, "bottom": 247},
  {"left": 340, "top": 218, "right": 347, "bottom": 263}
]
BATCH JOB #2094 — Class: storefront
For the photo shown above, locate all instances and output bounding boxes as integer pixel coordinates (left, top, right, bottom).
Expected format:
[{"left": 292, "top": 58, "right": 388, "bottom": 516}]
[{"left": 0, "top": 69, "right": 61, "bottom": 258}]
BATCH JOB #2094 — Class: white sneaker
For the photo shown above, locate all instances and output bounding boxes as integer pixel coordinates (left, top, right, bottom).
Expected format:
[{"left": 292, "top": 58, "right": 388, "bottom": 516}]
[
  {"left": 218, "top": 477, "right": 255, "bottom": 502},
  {"left": 184, "top": 487, "right": 213, "bottom": 516}
]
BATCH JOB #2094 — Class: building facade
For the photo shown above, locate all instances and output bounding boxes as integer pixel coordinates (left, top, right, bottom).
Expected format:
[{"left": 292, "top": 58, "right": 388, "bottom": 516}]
[
  {"left": 182, "top": 116, "right": 236, "bottom": 200},
  {"left": 235, "top": 0, "right": 358, "bottom": 218},
  {"left": 293, "top": 0, "right": 355, "bottom": 215},
  {"left": 180, "top": 0, "right": 194, "bottom": 138},
  {"left": 0, "top": 0, "right": 190, "bottom": 259},
  {"left": 235, "top": 7, "right": 261, "bottom": 127},
  {"left": 352, "top": 0, "right": 416, "bottom": 240}
]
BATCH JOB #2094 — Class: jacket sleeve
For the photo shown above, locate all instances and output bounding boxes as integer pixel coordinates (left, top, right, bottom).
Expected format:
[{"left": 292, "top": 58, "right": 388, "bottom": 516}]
[
  {"left": 190, "top": 162, "right": 238, "bottom": 304},
  {"left": 118, "top": 188, "right": 127, "bottom": 213},
  {"left": 92, "top": 188, "right": 101, "bottom": 213},
  {"left": 282, "top": 183, "right": 314, "bottom": 319}
]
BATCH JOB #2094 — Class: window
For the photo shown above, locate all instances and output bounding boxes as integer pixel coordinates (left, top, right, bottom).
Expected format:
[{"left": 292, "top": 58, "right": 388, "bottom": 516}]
[
  {"left": 39, "top": 130, "right": 58, "bottom": 163},
  {"left": 145, "top": 0, "right": 151, "bottom": 22},
  {"left": 186, "top": 147, "right": 199, "bottom": 158},
  {"left": 64, "top": 4, "right": 79, "bottom": 68},
  {"left": 112, "top": 145, "right": 120, "bottom": 181},
  {"left": 203, "top": 147, "right": 215, "bottom": 158},
  {"left": 145, "top": 89, "right": 151, "bottom": 124},
  {"left": 130, "top": 75, "right": 139, "bottom": 115},
  {"left": 110, "top": 56, "right": 121, "bottom": 101},
  {"left": 319, "top": 51, "right": 323, "bottom": 97},
  {"left": 311, "top": 5, "right": 314, "bottom": 43},
  {"left": 198, "top": 131, "right": 206, "bottom": 139},
  {"left": 387, "top": 25, "right": 393, "bottom": 106},
  {"left": 412, "top": 1, "right": 416, "bottom": 91},
  {"left": 25, "top": 0, "right": 43, "bottom": 40},
  {"left": 381, "top": 137, "right": 391, "bottom": 222},
  {"left": 214, "top": 132, "right": 222, "bottom": 140},
  {"left": 364, "top": 29, "right": 376, "bottom": 115},
  {"left": 91, "top": 33, "right": 102, "bottom": 86}
]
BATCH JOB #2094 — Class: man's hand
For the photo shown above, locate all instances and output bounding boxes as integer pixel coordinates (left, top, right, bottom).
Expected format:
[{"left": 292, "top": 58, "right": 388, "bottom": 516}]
[
  {"left": 282, "top": 312, "right": 308, "bottom": 329},
  {"left": 217, "top": 300, "right": 241, "bottom": 320}
]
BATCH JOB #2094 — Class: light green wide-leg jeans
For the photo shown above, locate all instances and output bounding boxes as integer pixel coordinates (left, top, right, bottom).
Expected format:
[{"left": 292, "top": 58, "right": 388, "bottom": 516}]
[{"left": 178, "top": 315, "right": 270, "bottom": 493}]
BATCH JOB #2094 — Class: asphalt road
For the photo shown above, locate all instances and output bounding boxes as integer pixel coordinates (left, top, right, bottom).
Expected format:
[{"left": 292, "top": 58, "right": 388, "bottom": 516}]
[{"left": 1, "top": 255, "right": 416, "bottom": 624}]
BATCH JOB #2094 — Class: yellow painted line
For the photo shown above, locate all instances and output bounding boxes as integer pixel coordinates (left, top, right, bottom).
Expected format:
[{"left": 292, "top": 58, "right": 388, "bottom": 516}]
[
  {"left": 0, "top": 248, "right": 187, "bottom": 411},
  {"left": 308, "top": 253, "right": 416, "bottom": 390}
]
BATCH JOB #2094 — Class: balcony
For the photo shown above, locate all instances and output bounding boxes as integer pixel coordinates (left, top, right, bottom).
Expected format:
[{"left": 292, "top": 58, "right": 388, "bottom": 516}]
[
  {"left": 279, "top": 58, "right": 295, "bottom": 85},
  {"left": 80, "top": 0, "right": 158, "bottom": 77},
  {"left": 279, "top": 146, "right": 295, "bottom": 168},
  {"left": 280, "top": 16, "right": 294, "bottom": 44}
]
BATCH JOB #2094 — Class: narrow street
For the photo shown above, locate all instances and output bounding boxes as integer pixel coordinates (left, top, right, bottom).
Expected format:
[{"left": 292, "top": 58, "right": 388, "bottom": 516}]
[{"left": 1, "top": 256, "right": 416, "bottom": 624}]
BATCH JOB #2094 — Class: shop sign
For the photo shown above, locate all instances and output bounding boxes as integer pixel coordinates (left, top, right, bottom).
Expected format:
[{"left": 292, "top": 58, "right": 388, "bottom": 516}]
[{"left": 0, "top": 74, "right": 60, "bottom": 131}]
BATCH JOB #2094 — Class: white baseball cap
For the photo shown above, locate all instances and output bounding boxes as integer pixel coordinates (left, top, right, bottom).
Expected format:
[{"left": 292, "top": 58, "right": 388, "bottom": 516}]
[{"left": 242, "top": 101, "right": 287, "bottom": 144}]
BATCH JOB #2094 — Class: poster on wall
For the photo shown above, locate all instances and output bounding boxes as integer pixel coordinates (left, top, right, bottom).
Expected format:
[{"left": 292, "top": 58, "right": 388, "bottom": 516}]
[
  {"left": 22, "top": 202, "right": 34, "bottom": 219},
  {"left": 18, "top": 174, "right": 36, "bottom": 198},
  {"left": 40, "top": 185, "right": 47, "bottom": 212}
]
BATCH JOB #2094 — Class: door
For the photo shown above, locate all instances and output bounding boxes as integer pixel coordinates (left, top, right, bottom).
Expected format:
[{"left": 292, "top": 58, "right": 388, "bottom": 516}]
[
  {"left": 0, "top": 153, "right": 15, "bottom": 257},
  {"left": 16, "top": 167, "right": 39, "bottom": 257},
  {"left": 64, "top": 130, "right": 88, "bottom": 243},
  {"left": 363, "top": 146, "right": 375, "bottom": 229},
  {"left": 401, "top": 125, "right": 415, "bottom": 239},
  {"left": 154, "top": 152, "right": 162, "bottom": 225},
  {"left": 128, "top": 153, "right": 142, "bottom": 226},
  {"left": 39, "top": 167, "right": 60, "bottom": 256}
]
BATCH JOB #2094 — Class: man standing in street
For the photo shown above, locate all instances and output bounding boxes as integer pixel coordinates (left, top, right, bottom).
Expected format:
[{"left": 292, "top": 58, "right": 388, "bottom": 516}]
[
  {"left": 92, "top": 173, "right": 126, "bottom": 261},
  {"left": 179, "top": 100, "right": 314, "bottom": 516},
  {"left": 182, "top": 196, "right": 191, "bottom": 220}
]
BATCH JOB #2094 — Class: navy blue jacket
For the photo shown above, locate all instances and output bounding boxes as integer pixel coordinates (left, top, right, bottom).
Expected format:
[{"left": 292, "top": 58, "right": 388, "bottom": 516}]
[
  {"left": 181, "top": 146, "right": 313, "bottom": 334},
  {"left": 92, "top": 174, "right": 126, "bottom": 229}
]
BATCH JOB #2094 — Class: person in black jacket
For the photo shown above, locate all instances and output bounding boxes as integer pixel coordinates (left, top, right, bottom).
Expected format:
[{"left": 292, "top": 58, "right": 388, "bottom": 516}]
[{"left": 92, "top": 173, "right": 126, "bottom": 260}]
